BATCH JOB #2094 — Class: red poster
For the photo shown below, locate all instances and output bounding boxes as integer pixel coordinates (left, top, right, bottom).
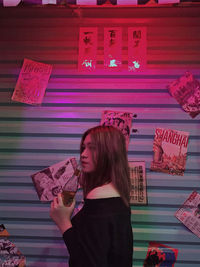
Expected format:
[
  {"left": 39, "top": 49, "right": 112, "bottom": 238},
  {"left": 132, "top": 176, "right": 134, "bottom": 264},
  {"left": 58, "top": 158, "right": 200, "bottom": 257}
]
[
  {"left": 11, "top": 58, "right": 52, "bottom": 105},
  {"left": 144, "top": 242, "right": 178, "bottom": 267},
  {"left": 78, "top": 27, "right": 98, "bottom": 71},
  {"left": 167, "top": 72, "right": 200, "bottom": 118},
  {"left": 0, "top": 224, "right": 9, "bottom": 237},
  {"left": 104, "top": 27, "right": 122, "bottom": 71},
  {"left": 128, "top": 27, "right": 147, "bottom": 71}
]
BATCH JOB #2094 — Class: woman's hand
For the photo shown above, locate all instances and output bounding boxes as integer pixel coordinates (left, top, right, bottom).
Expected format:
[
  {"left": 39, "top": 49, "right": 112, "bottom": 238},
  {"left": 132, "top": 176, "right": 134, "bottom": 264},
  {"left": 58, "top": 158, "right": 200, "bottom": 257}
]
[{"left": 50, "top": 193, "right": 76, "bottom": 234}]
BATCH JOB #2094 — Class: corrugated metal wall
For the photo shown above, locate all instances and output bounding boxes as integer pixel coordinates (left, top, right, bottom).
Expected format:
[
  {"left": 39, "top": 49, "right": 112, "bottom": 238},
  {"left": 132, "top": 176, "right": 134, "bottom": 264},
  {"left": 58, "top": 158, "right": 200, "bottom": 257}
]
[{"left": 0, "top": 5, "right": 200, "bottom": 267}]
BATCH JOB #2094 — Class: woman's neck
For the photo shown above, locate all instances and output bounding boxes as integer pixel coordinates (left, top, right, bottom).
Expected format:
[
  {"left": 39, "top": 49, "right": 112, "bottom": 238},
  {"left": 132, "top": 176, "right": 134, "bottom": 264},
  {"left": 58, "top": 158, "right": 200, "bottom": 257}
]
[{"left": 86, "top": 182, "right": 120, "bottom": 199}]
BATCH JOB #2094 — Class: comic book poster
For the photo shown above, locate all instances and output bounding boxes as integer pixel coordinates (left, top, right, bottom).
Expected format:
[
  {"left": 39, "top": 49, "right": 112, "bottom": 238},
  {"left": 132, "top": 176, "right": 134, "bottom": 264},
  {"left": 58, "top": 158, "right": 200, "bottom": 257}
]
[
  {"left": 0, "top": 224, "right": 9, "bottom": 237},
  {"left": 143, "top": 242, "right": 178, "bottom": 267},
  {"left": 129, "top": 161, "right": 147, "bottom": 205},
  {"left": 150, "top": 128, "right": 189, "bottom": 176},
  {"left": 12, "top": 58, "right": 52, "bottom": 105},
  {"left": 0, "top": 239, "right": 26, "bottom": 267},
  {"left": 167, "top": 71, "right": 200, "bottom": 118},
  {"left": 31, "top": 157, "right": 79, "bottom": 202},
  {"left": 100, "top": 110, "right": 133, "bottom": 150},
  {"left": 175, "top": 191, "right": 200, "bottom": 239}
]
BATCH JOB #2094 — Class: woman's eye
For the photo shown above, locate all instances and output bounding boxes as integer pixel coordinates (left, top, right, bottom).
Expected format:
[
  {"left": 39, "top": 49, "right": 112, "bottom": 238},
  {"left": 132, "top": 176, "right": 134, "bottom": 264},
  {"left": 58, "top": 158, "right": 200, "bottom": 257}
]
[{"left": 89, "top": 145, "right": 96, "bottom": 150}]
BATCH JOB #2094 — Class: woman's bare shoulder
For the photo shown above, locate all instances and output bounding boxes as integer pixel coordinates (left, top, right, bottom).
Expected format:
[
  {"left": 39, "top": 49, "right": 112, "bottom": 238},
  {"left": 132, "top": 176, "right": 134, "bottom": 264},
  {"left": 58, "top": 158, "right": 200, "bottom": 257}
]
[{"left": 86, "top": 182, "right": 120, "bottom": 199}]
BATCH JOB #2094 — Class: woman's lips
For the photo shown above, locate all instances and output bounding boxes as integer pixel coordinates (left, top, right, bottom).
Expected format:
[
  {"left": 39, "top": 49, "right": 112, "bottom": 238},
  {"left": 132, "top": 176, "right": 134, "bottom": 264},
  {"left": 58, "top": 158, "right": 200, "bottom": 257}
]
[{"left": 81, "top": 161, "right": 88, "bottom": 166}]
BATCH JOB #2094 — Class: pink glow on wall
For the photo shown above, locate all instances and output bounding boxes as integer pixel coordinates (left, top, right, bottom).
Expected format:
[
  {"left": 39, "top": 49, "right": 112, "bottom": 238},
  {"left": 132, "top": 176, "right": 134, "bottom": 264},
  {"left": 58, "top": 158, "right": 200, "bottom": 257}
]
[
  {"left": 77, "top": 0, "right": 97, "bottom": 4},
  {"left": 117, "top": 0, "right": 138, "bottom": 4},
  {"left": 3, "top": 0, "right": 21, "bottom": 6},
  {"left": 78, "top": 27, "right": 98, "bottom": 72},
  {"left": 128, "top": 27, "right": 147, "bottom": 72},
  {"left": 104, "top": 27, "right": 122, "bottom": 71}
]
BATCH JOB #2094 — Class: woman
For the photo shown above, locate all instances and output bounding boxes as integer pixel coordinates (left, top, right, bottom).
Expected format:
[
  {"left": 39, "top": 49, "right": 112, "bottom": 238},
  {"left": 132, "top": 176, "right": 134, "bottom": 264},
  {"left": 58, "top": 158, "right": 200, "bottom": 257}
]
[{"left": 50, "top": 125, "right": 133, "bottom": 267}]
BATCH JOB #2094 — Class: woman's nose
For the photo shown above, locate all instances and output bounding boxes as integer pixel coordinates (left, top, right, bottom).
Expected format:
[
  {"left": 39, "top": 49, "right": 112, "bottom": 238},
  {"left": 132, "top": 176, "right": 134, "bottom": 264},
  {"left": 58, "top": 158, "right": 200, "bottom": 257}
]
[{"left": 81, "top": 149, "right": 87, "bottom": 158}]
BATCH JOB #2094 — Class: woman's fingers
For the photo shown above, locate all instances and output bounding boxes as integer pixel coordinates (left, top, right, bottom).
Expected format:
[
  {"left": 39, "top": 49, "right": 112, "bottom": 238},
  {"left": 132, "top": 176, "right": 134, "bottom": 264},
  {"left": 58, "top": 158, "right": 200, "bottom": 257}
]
[{"left": 57, "top": 193, "right": 63, "bottom": 205}]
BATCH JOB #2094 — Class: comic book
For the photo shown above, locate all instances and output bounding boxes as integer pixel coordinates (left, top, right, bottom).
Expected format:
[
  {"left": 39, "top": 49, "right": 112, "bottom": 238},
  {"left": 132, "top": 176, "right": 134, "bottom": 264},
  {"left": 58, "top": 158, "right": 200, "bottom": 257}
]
[
  {"left": 31, "top": 157, "right": 79, "bottom": 202},
  {"left": 143, "top": 242, "right": 178, "bottom": 267},
  {"left": 12, "top": 58, "right": 52, "bottom": 105},
  {"left": 100, "top": 110, "right": 133, "bottom": 150},
  {"left": 175, "top": 191, "right": 200, "bottom": 239},
  {"left": 167, "top": 71, "right": 200, "bottom": 118},
  {"left": 129, "top": 161, "right": 147, "bottom": 205},
  {"left": 0, "top": 224, "right": 9, "bottom": 237},
  {"left": 150, "top": 128, "right": 189, "bottom": 176},
  {"left": 0, "top": 238, "right": 26, "bottom": 267}
]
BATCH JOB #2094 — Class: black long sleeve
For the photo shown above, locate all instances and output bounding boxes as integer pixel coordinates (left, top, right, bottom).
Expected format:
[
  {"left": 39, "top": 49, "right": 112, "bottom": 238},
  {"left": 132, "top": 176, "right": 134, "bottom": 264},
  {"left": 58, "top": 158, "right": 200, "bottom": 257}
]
[{"left": 63, "top": 197, "right": 133, "bottom": 267}]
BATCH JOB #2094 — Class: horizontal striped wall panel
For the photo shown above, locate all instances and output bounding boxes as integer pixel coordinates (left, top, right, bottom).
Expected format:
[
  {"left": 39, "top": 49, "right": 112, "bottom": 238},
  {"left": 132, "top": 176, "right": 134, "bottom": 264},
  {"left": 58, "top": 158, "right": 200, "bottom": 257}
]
[{"left": 0, "top": 6, "right": 200, "bottom": 267}]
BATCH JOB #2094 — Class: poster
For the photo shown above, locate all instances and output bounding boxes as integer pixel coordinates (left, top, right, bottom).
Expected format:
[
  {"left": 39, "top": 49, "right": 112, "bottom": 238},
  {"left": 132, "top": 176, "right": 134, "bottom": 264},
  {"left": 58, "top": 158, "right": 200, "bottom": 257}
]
[
  {"left": 31, "top": 157, "right": 79, "bottom": 201},
  {"left": 150, "top": 128, "right": 189, "bottom": 176},
  {"left": 175, "top": 191, "right": 200, "bottom": 239},
  {"left": 129, "top": 161, "right": 147, "bottom": 205},
  {"left": 104, "top": 27, "right": 122, "bottom": 70},
  {"left": 128, "top": 27, "right": 147, "bottom": 71},
  {"left": 167, "top": 71, "right": 200, "bottom": 118},
  {"left": 0, "top": 224, "right": 9, "bottom": 237},
  {"left": 12, "top": 58, "right": 52, "bottom": 105},
  {"left": 143, "top": 242, "right": 178, "bottom": 267},
  {"left": 0, "top": 239, "right": 26, "bottom": 267},
  {"left": 101, "top": 110, "right": 133, "bottom": 150},
  {"left": 78, "top": 27, "right": 98, "bottom": 71}
]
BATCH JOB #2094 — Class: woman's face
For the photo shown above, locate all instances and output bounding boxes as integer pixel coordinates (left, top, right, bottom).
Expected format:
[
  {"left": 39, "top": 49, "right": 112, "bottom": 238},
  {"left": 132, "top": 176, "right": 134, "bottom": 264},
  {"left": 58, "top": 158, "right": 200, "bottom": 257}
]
[{"left": 81, "top": 134, "right": 96, "bottom": 173}]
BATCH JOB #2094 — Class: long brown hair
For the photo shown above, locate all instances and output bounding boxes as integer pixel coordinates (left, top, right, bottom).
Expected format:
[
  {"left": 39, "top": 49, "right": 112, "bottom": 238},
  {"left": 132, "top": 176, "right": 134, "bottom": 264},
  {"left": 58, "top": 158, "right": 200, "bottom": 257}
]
[{"left": 80, "top": 125, "right": 131, "bottom": 206}]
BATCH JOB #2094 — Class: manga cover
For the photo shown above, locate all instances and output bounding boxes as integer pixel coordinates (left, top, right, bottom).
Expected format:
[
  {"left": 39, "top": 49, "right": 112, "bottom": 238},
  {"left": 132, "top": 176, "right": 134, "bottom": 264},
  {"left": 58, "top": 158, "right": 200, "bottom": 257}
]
[
  {"left": 129, "top": 161, "right": 147, "bottom": 205},
  {"left": 0, "top": 224, "right": 9, "bottom": 237},
  {"left": 0, "top": 239, "right": 26, "bottom": 267},
  {"left": 143, "top": 242, "right": 178, "bottom": 267},
  {"left": 167, "top": 71, "right": 200, "bottom": 118},
  {"left": 12, "top": 58, "right": 52, "bottom": 105},
  {"left": 150, "top": 128, "right": 189, "bottom": 176},
  {"left": 100, "top": 110, "right": 133, "bottom": 150},
  {"left": 31, "top": 157, "right": 79, "bottom": 202},
  {"left": 175, "top": 191, "right": 200, "bottom": 239}
]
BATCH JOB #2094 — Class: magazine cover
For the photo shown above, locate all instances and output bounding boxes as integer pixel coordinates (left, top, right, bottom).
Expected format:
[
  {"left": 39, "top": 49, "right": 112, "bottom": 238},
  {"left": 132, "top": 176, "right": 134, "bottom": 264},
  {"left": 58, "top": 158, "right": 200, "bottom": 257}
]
[
  {"left": 150, "top": 128, "right": 189, "bottom": 176},
  {"left": 129, "top": 161, "right": 147, "bottom": 205},
  {"left": 143, "top": 242, "right": 178, "bottom": 267},
  {"left": 100, "top": 110, "right": 133, "bottom": 150},
  {"left": 167, "top": 71, "right": 200, "bottom": 118},
  {"left": 175, "top": 191, "right": 200, "bottom": 239},
  {"left": 12, "top": 58, "right": 52, "bottom": 105},
  {"left": 0, "top": 224, "right": 9, "bottom": 237},
  {"left": 0, "top": 239, "right": 26, "bottom": 267},
  {"left": 31, "top": 157, "right": 79, "bottom": 202}
]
